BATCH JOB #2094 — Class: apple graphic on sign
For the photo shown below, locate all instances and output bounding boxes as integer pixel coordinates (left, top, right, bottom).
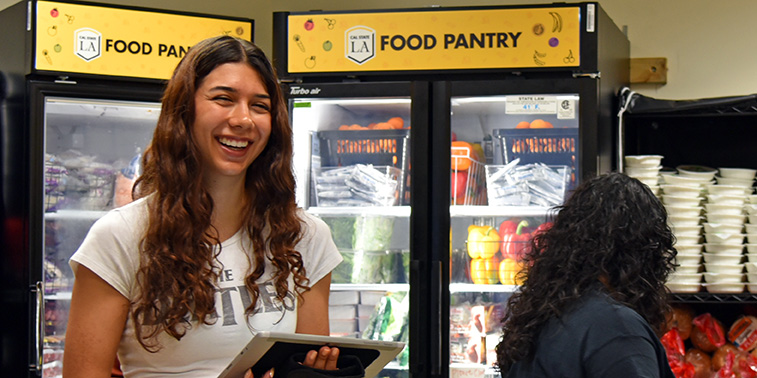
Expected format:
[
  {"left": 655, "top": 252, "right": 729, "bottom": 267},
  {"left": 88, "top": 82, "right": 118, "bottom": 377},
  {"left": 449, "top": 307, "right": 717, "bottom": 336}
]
[
  {"left": 323, "top": 40, "right": 332, "bottom": 51},
  {"left": 304, "top": 19, "right": 314, "bottom": 31}
]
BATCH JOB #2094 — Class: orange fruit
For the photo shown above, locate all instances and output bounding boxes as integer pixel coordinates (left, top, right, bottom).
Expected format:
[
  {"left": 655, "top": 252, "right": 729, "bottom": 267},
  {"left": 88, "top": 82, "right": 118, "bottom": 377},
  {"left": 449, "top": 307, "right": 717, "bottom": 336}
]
[
  {"left": 516, "top": 121, "right": 531, "bottom": 129},
  {"left": 530, "top": 119, "right": 554, "bottom": 129},
  {"left": 387, "top": 117, "right": 404, "bottom": 129},
  {"left": 339, "top": 125, "right": 350, "bottom": 130},
  {"left": 373, "top": 122, "right": 394, "bottom": 130}
]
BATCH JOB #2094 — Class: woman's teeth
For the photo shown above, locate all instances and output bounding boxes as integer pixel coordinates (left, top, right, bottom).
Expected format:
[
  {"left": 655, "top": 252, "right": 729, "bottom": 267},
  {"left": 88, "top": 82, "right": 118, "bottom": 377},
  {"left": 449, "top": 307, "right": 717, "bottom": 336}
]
[{"left": 218, "top": 137, "right": 249, "bottom": 149}]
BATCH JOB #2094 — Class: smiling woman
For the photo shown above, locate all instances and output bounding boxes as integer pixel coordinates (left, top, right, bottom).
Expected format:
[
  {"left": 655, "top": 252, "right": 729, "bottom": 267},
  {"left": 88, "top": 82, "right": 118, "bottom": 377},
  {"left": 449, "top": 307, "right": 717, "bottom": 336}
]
[
  {"left": 63, "top": 35, "right": 344, "bottom": 378},
  {"left": 192, "top": 62, "right": 272, "bottom": 184}
]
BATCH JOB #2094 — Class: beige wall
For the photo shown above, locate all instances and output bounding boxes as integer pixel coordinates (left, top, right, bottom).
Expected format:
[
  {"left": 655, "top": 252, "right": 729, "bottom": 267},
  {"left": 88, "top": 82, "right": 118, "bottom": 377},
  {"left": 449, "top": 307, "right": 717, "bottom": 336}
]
[{"left": 2, "top": 0, "right": 756, "bottom": 100}]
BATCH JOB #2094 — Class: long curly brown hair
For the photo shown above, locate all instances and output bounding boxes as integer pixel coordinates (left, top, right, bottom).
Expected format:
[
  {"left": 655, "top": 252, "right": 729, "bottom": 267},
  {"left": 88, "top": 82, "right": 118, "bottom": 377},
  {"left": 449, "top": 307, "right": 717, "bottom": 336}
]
[
  {"left": 131, "top": 36, "right": 305, "bottom": 351},
  {"left": 495, "top": 172, "right": 677, "bottom": 372}
]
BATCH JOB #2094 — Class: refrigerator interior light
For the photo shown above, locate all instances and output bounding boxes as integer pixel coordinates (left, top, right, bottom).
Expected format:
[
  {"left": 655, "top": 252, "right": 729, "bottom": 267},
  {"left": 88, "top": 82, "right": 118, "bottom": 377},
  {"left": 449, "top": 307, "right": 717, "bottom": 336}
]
[
  {"left": 295, "top": 98, "right": 412, "bottom": 106},
  {"left": 45, "top": 97, "right": 162, "bottom": 120},
  {"left": 452, "top": 96, "right": 509, "bottom": 106}
]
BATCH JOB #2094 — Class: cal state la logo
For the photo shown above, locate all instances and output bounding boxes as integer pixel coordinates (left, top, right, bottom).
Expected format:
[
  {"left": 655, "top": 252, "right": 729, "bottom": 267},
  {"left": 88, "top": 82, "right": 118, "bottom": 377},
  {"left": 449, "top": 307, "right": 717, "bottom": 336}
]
[
  {"left": 74, "top": 28, "right": 102, "bottom": 62},
  {"left": 345, "top": 26, "right": 375, "bottom": 65}
]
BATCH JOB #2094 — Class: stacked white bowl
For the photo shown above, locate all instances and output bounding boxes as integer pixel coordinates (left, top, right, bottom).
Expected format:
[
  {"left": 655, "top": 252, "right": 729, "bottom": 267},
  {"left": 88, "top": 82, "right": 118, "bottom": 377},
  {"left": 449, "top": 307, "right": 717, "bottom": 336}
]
[
  {"left": 624, "top": 155, "right": 663, "bottom": 196},
  {"left": 700, "top": 167, "right": 756, "bottom": 293},
  {"left": 663, "top": 166, "right": 712, "bottom": 292}
]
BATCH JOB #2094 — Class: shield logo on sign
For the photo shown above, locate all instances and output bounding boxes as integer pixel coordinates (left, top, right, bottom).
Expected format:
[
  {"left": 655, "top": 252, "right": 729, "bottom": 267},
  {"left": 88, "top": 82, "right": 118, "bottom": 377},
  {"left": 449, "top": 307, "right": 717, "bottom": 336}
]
[
  {"left": 345, "top": 26, "right": 375, "bottom": 65},
  {"left": 74, "top": 28, "right": 102, "bottom": 62}
]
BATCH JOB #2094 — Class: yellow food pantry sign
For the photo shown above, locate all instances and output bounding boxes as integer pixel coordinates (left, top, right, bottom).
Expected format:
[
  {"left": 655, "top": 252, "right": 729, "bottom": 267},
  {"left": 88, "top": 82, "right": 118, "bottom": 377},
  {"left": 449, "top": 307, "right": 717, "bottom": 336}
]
[
  {"left": 286, "top": 7, "right": 581, "bottom": 73},
  {"left": 35, "top": 1, "right": 253, "bottom": 80}
]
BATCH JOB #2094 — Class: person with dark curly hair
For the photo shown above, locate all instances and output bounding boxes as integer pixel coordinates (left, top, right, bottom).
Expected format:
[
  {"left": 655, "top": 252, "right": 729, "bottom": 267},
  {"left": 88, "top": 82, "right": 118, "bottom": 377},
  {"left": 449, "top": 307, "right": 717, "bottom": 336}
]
[
  {"left": 496, "top": 172, "right": 677, "bottom": 378},
  {"left": 63, "top": 36, "right": 343, "bottom": 377}
]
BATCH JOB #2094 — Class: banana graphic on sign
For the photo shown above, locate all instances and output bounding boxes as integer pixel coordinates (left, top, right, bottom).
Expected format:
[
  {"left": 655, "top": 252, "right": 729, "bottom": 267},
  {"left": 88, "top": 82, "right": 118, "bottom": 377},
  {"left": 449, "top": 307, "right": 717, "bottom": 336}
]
[
  {"left": 533, "top": 50, "right": 547, "bottom": 66},
  {"left": 549, "top": 12, "right": 563, "bottom": 32}
]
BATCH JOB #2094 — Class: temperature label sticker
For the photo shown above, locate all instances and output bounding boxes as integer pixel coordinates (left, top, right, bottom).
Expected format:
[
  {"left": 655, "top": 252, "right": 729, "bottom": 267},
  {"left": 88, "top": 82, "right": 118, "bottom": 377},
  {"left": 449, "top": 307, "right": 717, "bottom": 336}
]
[{"left": 505, "top": 95, "right": 557, "bottom": 115}]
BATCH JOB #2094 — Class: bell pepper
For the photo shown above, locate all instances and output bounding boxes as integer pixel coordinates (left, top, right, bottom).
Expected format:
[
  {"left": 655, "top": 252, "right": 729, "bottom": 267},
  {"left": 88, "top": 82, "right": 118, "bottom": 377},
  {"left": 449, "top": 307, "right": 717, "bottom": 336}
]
[
  {"left": 498, "top": 219, "right": 519, "bottom": 237},
  {"left": 530, "top": 221, "right": 552, "bottom": 249},
  {"left": 501, "top": 220, "right": 530, "bottom": 260},
  {"left": 498, "top": 258, "right": 525, "bottom": 285},
  {"left": 533, "top": 221, "right": 553, "bottom": 236},
  {"left": 467, "top": 225, "right": 500, "bottom": 259},
  {"left": 471, "top": 255, "right": 501, "bottom": 285}
]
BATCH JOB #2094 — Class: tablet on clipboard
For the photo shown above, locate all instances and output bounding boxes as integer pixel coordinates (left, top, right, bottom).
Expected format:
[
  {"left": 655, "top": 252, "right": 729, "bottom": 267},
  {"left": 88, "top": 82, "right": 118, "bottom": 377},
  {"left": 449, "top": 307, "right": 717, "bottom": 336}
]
[{"left": 217, "top": 331, "right": 405, "bottom": 378}]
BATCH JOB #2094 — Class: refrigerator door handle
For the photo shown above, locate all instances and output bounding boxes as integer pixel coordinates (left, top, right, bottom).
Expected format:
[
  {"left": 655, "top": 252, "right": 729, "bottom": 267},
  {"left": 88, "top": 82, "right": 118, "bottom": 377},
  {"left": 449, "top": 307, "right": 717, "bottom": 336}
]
[
  {"left": 572, "top": 72, "right": 600, "bottom": 79},
  {"left": 431, "top": 261, "right": 443, "bottom": 375},
  {"left": 32, "top": 281, "right": 43, "bottom": 373}
]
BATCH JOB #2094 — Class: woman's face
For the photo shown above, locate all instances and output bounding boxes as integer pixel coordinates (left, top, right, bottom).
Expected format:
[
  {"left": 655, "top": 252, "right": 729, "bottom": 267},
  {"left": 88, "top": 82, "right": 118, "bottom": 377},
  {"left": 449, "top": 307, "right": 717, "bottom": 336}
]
[{"left": 192, "top": 62, "right": 272, "bottom": 184}]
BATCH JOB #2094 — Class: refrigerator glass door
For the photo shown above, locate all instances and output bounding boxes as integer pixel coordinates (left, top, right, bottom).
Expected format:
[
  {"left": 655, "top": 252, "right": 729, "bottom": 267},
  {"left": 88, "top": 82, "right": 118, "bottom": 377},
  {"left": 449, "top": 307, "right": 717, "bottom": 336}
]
[
  {"left": 41, "top": 97, "right": 160, "bottom": 377},
  {"left": 448, "top": 93, "right": 578, "bottom": 376},
  {"left": 290, "top": 94, "right": 411, "bottom": 376}
]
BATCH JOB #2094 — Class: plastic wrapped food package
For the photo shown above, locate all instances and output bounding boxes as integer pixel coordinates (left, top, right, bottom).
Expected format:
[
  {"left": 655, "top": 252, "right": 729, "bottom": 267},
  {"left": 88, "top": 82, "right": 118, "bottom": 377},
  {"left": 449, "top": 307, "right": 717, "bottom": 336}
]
[
  {"left": 44, "top": 150, "right": 116, "bottom": 211},
  {"left": 361, "top": 292, "right": 409, "bottom": 366},
  {"left": 314, "top": 164, "right": 402, "bottom": 207},
  {"left": 485, "top": 159, "right": 569, "bottom": 206}
]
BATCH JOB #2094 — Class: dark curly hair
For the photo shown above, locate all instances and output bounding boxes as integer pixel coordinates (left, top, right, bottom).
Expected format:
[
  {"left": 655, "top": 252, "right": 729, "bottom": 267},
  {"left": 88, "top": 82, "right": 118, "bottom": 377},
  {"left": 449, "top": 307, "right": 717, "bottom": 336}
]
[
  {"left": 495, "top": 172, "right": 677, "bottom": 372},
  {"left": 131, "top": 35, "right": 305, "bottom": 351}
]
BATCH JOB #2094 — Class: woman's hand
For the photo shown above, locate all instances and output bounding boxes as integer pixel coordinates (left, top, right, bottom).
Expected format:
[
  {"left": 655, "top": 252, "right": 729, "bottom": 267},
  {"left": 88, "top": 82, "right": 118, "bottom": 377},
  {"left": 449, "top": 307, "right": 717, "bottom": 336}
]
[
  {"left": 243, "top": 345, "right": 340, "bottom": 378},
  {"left": 243, "top": 369, "right": 272, "bottom": 378},
  {"left": 304, "top": 345, "right": 340, "bottom": 370}
]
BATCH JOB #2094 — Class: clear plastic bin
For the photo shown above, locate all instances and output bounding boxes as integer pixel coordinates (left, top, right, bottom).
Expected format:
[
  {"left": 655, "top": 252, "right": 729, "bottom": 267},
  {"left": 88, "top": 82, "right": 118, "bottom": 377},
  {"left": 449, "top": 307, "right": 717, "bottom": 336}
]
[
  {"left": 313, "top": 164, "right": 402, "bottom": 207},
  {"left": 485, "top": 162, "right": 569, "bottom": 207}
]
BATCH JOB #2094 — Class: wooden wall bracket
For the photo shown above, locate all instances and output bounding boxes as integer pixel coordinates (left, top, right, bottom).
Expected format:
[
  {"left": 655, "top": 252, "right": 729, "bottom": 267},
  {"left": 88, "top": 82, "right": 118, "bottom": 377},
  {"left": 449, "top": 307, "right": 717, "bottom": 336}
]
[{"left": 630, "top": 57, "right": 668, "bottom": 84}]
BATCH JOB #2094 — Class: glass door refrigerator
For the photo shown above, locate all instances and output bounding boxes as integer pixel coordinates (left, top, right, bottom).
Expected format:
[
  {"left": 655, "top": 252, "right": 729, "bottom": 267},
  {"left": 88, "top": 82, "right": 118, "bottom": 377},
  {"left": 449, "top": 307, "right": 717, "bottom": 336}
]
[
  {"left": 0, "top": 2, "right": 253, "bottom": 376},
  {"left": 286, "top": 81, "right": 415, "bottom": 378},
  {"left": 274, "top": 3, "right": 628, "bottom": 377}
]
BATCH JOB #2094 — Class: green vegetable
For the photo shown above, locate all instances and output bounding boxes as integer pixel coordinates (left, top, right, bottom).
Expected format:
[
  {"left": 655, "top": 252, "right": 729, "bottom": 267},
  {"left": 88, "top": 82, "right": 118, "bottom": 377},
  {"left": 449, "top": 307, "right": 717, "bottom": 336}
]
[
  {"left": 351, "top": 250, "right": 386, "bottom": 284},
  {"left": 353, "top": 216, "right": 394, "bottom": 251},
  {"left": 362, "top": 295, "right": 392, "bottom": 340},
  {"left": 382, "top": 250, "right": 408, "bottom": 283},
  {"left": 321, "top": 217, "right": 356, "bottom": 250},
  {"left": 331, "top": 251, "right": 353, "bottom": 283}
]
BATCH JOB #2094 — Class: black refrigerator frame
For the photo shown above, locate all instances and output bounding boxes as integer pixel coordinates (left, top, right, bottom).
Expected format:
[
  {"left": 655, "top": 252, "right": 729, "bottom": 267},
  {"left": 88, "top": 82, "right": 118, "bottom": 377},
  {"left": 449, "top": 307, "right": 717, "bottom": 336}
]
[
  {"left": 274, "top": 2, "right": 629, "bottom": 377},
  {"left": 3, "top": 71, "right": 165, "bottom": 378}
]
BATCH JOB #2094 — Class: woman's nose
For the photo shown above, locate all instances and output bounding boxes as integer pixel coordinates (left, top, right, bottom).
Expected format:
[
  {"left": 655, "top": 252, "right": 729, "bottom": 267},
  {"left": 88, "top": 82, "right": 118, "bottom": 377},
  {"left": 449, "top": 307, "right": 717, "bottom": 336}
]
[{"left": 230, "top": 105, "right": 254, "bottom": 128}]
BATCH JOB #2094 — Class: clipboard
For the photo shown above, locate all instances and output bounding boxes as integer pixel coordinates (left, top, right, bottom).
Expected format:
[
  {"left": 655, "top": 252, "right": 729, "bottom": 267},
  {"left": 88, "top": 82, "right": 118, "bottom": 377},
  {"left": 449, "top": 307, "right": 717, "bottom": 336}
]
[{"left": 217, "top": 331, "right": 405, "bottom": 378}]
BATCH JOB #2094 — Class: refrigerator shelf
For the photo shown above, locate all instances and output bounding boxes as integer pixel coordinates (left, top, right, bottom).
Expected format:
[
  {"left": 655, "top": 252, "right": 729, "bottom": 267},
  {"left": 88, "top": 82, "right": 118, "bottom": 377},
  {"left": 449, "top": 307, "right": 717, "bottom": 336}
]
[
  {"left": 331, "top": 283, "right": 409, "bottom": 292},
  {"left": 449, "top": 284, "right": 518, "bottom": 293},
  {"left": 44, "top": 209, "right": 108, "bottom": 221},
  {"left": 449, "top": 206, "right": 554, "bottom": 218},
  {"left": 45, "top": 292, "right": 72, "bottom": 301},
  {"left": 308, "top": 206, "right": 411, "bottom": 218}
]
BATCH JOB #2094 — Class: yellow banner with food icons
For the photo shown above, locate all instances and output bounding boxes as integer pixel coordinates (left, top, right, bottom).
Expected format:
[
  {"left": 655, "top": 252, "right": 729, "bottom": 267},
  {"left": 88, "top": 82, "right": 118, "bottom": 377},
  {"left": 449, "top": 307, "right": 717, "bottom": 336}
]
[
  {"left": 35, "top": 1, "right": 252, "bottom": 80},
  {"left": 286, "top": 7, "right": 580, "bottom": 73}
]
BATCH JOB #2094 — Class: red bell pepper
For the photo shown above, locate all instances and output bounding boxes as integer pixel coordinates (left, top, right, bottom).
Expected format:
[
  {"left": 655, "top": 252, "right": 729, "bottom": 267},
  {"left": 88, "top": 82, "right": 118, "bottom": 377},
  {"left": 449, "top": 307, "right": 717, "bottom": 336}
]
[
  {"left": 533, "top": 221, "right": 553, "bottom": 236},
  {"left": 501, "top": 220, "right": 530, "bottom": 260}
]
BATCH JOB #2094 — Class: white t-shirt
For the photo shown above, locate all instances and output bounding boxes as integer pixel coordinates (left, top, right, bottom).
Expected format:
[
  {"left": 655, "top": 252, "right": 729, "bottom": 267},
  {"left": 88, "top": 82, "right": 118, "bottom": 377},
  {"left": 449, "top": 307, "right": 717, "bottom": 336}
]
[{"left": 69, "top": 197, "right": 342, "bottom": 377}]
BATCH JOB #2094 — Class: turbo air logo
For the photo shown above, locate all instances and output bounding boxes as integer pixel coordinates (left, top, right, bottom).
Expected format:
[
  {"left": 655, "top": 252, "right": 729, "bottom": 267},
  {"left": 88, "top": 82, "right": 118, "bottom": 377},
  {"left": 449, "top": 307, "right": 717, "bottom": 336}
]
[
  {"left": 345, "top": 26, "right": 375, "bottom": 65},
  {"left": 74, "top": 28, "right": 102, "bottom": 62}
]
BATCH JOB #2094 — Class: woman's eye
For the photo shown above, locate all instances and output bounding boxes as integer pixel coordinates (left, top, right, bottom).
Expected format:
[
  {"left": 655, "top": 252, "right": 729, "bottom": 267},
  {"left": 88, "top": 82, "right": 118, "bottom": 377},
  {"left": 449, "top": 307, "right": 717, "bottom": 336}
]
[
  {"left": 252, "top": 103, "right": 271, "bottom": 112},
  {"left": 213, "top": 96, "right": 232, "bottom": 103}
]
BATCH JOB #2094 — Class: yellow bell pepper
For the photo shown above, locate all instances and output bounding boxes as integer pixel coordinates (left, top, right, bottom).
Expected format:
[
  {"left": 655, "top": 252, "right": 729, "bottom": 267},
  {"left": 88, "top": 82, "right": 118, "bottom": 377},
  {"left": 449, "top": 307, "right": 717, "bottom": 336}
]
[
  {"left": 499, "top": 258, "right": 525, "bottom": 285},
  {"left": 467, "top": 225, "right": 501, "bottom": 259}
]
